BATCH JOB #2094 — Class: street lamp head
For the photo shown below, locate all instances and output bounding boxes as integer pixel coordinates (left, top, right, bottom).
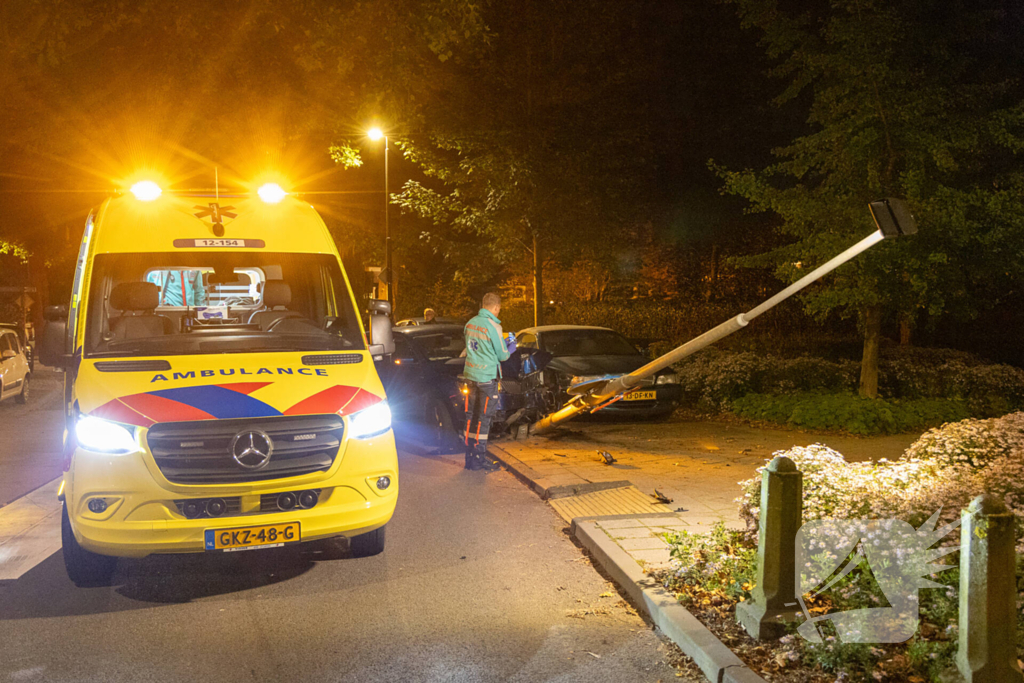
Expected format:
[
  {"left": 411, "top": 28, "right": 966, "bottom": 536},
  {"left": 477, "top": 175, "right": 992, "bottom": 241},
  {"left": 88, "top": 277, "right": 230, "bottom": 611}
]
[{"left": 367, "top": 127, "right": 384, "bottom": 141}]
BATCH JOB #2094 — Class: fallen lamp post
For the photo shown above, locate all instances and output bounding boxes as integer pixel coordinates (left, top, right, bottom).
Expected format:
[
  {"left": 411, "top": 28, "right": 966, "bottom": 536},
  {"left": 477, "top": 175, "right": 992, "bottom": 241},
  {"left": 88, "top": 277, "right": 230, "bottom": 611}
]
[{"left": 531, "top": 198, "right": 917, "bottom": 435}]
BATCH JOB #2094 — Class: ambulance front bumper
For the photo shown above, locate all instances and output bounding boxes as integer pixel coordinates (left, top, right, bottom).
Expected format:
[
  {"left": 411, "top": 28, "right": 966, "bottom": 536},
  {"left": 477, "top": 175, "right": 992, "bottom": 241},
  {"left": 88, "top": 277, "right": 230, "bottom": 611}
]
[{"left": 63, "top": 430, "right": 398, "bottom": 558}]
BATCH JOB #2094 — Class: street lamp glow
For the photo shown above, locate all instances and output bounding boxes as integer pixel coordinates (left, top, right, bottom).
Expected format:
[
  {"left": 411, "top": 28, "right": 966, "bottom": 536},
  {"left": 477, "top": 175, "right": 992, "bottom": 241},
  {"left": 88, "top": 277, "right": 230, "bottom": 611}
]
[
  {"left": 367, "top": 127, "right": 384, "bottom": 141},
  {"left": 130, "top": 181, "right": 162, "bottom": 201},
  {"left": 257, "top": 183, "right": 287, "bottom": 204}
]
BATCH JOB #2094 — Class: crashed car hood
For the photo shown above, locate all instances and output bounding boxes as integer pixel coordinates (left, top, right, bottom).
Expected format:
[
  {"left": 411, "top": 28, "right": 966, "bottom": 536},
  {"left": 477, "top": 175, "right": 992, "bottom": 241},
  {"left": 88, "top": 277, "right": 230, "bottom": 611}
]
[
  {"left": 546, "top": 355, "right": 646, "bottom": 377},
  {"left": 75, "top": 351, "right": 384, "bottom": 428}
]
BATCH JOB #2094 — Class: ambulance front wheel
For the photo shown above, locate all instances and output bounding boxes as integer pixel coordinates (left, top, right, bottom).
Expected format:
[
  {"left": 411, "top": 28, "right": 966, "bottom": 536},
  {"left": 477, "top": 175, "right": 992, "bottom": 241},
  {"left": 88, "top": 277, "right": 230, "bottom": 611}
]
[
  {"left": 350, "top": 524, "right": 386, "bottom": 558},
  {"left": 62, "top": 503, "right": 117, "bottom": 587}
]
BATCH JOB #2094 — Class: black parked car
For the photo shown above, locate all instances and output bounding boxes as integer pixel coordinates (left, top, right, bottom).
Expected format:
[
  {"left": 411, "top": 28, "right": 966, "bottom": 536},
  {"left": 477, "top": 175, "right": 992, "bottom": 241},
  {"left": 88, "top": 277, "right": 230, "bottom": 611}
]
[
  {"left": 375, "top": 324, "right": 467, "bottom": 452},
  {"left": 377, "top": 323, "right": 681, "bottom": 451},
  {"left": 516, "top": 325, "right": 681, "bottom": 417}
]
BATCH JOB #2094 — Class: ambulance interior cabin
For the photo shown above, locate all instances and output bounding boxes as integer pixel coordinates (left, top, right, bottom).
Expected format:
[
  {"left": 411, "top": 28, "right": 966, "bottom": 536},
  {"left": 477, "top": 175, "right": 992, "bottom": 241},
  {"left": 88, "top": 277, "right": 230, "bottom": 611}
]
[{"left": 82, "top": 252, "right": 365, "bottom": 357}]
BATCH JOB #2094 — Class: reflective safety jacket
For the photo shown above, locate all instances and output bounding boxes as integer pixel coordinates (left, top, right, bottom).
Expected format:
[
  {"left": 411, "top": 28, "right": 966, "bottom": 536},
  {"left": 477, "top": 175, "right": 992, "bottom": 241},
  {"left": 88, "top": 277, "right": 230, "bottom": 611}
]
[
  {"left": 464, "top": 308, "right": 511, "bottom": 383},
  {"left": 146, "top": 270, "right": 208, "bottom": 307}
]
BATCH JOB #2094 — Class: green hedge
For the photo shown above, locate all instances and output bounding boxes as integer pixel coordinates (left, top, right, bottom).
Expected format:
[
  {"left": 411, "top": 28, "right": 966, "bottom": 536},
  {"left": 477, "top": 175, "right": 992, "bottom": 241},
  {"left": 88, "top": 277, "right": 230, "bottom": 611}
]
[
  {"left": 730, "top": 392, "right": 972, "bottom": 435},
  {"left": 676, "top": 347, "right": 1024, "bottom": 416}
]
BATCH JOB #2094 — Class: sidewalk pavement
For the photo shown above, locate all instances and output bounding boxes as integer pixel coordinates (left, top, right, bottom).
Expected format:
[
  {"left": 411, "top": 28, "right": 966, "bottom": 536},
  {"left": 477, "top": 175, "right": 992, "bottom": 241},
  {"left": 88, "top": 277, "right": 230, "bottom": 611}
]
[
  {"left": 583, "top": 515, "right": 690, "bottom": 571},
  {"left": 490, "top": 416, "right": 918, "bottom": 530},
  {"left": 491, "top": 433, "right": 758, "bottom": 530}
]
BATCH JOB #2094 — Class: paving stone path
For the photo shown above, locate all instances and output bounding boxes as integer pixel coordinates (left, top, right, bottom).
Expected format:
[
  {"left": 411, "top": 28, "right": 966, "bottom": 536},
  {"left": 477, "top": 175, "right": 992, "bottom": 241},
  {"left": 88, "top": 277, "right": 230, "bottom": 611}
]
[{"left": 492, "top": 416, "right": 918, "bottom": 529}]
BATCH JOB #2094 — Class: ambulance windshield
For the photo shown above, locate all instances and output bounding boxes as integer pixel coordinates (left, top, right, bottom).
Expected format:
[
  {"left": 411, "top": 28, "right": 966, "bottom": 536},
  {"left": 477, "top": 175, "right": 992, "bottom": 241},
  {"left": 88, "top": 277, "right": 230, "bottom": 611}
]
[{"left": 83, "top": 252, "right": 365, "bottom": 357}]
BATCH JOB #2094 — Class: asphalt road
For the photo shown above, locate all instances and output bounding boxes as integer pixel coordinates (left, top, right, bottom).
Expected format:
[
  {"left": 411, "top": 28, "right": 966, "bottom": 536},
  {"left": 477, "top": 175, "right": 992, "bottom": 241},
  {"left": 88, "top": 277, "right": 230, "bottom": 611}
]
[
  {"left": 0, "top": 369, "right": 65, "bottom": 507},
  {"left": 0, "top": 378, "right": 686, "bottom": 683}
]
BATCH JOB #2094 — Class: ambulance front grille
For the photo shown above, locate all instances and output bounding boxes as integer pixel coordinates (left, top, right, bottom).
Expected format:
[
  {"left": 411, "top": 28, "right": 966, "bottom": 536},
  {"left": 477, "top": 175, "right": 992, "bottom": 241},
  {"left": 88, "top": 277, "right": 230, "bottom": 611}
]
[{"left": 147, "top": 415, "right": 344, "bottom": 484}]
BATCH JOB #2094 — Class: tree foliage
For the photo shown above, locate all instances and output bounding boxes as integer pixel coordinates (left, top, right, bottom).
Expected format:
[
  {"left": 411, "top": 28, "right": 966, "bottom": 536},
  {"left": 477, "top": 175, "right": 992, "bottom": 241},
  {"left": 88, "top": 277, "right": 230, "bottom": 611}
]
[
  {"left": 385, "top": 0, "right": 657, "bottom": 316},
  {"left": 0, "top": 0, "right": 490, "bottom": 257},
  {"left": 714, "top": 0, "right": 1024, "bottom": 394}
]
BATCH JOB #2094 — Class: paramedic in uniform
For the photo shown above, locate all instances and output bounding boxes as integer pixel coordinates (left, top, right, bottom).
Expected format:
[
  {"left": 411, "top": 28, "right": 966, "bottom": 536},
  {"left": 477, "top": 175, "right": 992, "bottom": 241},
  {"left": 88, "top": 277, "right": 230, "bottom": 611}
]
[{"left": 462, "top": 292, "right": 516, "bottom": 471}]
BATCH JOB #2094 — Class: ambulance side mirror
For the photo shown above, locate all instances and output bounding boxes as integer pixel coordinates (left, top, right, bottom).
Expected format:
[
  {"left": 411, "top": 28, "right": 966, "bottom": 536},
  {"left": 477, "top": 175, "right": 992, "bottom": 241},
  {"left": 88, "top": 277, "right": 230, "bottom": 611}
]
[
  {"left": 40, "top": 306, "right": 70, "bottom": 369},
  {"left": 368, "top": 299, "right": 395, "bottom": 359}
]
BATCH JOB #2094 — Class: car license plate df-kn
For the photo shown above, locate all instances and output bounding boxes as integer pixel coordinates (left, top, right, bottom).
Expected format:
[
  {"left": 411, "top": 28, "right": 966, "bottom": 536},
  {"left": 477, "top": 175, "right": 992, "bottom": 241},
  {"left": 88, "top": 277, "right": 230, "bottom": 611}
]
[
  {"left": 205, "top": 522, "right": 301, "bottom": 552},
  {"left": 623, "top": 390, "right": 657, "bottom": 402}
]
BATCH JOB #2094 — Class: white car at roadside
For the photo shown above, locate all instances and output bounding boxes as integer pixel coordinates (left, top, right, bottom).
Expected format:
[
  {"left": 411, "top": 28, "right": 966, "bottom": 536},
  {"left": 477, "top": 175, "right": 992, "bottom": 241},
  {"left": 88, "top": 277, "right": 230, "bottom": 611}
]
[{"left": 0, "top": 326, "right": 30, "bottom": 404}]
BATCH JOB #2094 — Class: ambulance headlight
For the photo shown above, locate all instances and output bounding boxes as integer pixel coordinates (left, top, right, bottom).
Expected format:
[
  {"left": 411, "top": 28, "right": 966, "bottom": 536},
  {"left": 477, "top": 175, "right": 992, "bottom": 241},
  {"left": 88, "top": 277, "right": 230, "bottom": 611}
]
[
  {"left": 257, "top": 183, "right": 287, "bottom": 204},
  {"left": 130, "top": 181, "right": 162, "bottom": 201},
  {"left": 349, "top": 401, "right": 392, "bottom": 439},
  {"left": 75, "top": 416, "right": 138, "bottom": 454}
]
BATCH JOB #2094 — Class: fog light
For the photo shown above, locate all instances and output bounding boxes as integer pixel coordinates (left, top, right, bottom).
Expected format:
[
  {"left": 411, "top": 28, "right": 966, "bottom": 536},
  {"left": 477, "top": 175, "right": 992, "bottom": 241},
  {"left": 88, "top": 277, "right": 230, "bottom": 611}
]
[
  {"left": 376, "top": 476, "right": 391, "bottom": 490},
  {"left": 87, "top": 498, "right": 108, "bottom": 514},
  {"left": 182, "top": 500, "right": 205, "bottom": 519},
  {"left": 206, "top": 498, "right": 227, "bottom": 517},
  {"left": 277, "top": 492, "right": 297, "bottom": 511},
  {"left": 298, "top": 490, "right": 319, "bottom": 509}
]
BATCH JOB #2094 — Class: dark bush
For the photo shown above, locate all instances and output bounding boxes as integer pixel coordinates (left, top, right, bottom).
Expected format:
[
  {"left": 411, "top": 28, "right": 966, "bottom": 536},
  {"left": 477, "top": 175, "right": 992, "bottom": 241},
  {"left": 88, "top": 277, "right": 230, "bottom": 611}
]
[
  {"left": 675, "top": 348, "right": 1024, "bottom": 416},
  {"left": 730, "top": 392, "right": 972, "bottom": 435},
  {"left": 675, "top": 349, "right": 858, "bottom": 410}
]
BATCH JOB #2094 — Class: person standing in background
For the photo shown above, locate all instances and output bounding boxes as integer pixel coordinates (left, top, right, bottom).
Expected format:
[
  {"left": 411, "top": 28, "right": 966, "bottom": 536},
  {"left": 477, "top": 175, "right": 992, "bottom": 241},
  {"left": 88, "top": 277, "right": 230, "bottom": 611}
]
[{"left": 423, "top": 307, "right": 437, "bottom": 324}]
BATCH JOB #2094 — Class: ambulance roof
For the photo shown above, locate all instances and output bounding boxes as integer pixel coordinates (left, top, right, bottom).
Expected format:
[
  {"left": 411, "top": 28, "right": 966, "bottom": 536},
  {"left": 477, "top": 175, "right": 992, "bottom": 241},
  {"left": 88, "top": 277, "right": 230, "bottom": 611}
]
[{"left": 90, "top": 193, "right": 336, "bottom": 255}]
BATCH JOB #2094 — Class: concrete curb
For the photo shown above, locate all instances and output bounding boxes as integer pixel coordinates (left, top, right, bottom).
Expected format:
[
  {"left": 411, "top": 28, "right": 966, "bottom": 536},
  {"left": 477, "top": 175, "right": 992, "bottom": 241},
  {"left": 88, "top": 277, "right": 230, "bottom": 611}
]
[
  {"left": 488, "top": 444, "right": 630, "bottom": 500},
  {"left": 573, "top": 519, "right": 766, "bottom": 683}
]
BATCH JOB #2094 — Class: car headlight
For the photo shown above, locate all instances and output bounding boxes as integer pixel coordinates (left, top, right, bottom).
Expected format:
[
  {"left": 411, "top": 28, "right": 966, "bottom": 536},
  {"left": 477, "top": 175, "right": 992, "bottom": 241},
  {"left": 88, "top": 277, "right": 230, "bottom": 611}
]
[
  {"left": 75, "top": 416, "right": 139, "bottom": 454},
  {"left": 656, "top": 373, "right": 679, "bottom": 385},
  {"left": 349, "top": 401, "right": 392, "bottom": 439}
]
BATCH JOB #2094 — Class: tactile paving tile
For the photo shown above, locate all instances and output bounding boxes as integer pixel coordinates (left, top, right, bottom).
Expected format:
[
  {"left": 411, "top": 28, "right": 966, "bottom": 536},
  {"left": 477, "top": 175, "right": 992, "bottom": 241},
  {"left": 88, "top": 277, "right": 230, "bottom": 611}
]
[{"left": 549, "top": 485, "right": 672, "bottom": 522}]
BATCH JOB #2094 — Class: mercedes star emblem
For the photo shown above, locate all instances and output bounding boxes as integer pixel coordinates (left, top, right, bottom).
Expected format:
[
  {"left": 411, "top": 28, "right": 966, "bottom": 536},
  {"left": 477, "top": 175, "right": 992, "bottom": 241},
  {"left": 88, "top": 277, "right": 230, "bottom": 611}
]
[{"left": 230, "top": 430, "right": 273, "bottom": 470}]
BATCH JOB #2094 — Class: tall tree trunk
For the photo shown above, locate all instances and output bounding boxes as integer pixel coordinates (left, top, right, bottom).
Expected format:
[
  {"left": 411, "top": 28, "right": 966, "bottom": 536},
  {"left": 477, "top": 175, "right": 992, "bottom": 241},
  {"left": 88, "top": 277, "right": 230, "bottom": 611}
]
[
  {"left": 859, "top": 305, "right": 882, "bottom": 398},
  {"left": 899, "top": 313, "right": 912, "bottom": 346},
  {"left": 706, "top": 244, "right": 719, "bottom": 302},
  {"left": 533, "top": 232, "right": 543, "bottom": 326}
]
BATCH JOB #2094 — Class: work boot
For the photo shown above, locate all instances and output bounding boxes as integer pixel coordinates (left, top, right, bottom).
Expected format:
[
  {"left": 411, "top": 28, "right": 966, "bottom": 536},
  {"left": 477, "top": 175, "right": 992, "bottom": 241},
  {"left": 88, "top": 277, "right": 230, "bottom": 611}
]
[
  {"left": 475, "top": 446, "right": 501, "bottom": 472},
  {"left": 465, "top": 449, "right": 482, "bottom": 470}
]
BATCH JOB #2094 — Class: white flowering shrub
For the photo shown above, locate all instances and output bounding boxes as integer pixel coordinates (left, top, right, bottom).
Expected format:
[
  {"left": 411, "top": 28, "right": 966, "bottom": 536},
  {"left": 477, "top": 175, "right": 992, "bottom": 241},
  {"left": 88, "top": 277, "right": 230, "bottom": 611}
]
[{"left": 738, "top": 412, "right": 1024, "bottom": 550}]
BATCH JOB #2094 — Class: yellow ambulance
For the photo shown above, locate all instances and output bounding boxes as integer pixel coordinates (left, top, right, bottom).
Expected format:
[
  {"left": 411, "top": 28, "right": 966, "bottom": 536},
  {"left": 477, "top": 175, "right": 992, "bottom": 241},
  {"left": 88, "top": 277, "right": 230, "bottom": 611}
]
[{"left": 39, "top": 181, "right": 399, "bottom": 586}]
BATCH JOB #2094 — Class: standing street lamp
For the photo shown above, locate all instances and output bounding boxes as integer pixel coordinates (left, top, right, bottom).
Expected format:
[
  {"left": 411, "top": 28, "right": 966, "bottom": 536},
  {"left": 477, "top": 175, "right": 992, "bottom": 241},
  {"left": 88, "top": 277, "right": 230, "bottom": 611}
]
[{"left": 367, "top": 127, "right": 393, "bottom": 313}]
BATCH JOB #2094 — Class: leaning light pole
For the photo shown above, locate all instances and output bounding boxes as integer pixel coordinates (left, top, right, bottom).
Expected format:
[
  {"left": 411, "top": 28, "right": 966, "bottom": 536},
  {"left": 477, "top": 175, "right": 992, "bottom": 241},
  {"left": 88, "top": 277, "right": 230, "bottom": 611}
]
[{"left": 531, "top": 199, "right": 917, "bottom": 435}]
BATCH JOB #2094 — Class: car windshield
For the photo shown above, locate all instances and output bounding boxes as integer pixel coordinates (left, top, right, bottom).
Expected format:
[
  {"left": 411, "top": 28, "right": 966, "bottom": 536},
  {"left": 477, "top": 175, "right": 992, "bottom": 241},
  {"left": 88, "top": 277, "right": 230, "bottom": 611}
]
[
  {"left": 407, "top": 330, "right": 466, "bottom": 362},
  {"left": 541, "top": 329, "right": 638, "bottom": 357},
  {"left": 84, "top": 252, "right": 364, "bottom": 357}
]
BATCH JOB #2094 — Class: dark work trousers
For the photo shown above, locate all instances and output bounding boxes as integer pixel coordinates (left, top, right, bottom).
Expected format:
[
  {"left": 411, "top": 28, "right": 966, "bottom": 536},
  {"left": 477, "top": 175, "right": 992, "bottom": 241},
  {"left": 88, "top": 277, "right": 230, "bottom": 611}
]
[{"left": 464, "top": 380, "right": 500, "bottom": 454}]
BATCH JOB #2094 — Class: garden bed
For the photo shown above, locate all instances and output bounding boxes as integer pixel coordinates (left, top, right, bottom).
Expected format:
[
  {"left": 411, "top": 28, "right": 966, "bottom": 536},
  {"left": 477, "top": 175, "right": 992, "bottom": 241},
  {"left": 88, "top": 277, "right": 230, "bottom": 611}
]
[
  {"left": 656, "top": 412, "right": 1024, "bottom": 682},
  {"left": 657, "top": 523, "right": 964, "bottom": 682}
]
